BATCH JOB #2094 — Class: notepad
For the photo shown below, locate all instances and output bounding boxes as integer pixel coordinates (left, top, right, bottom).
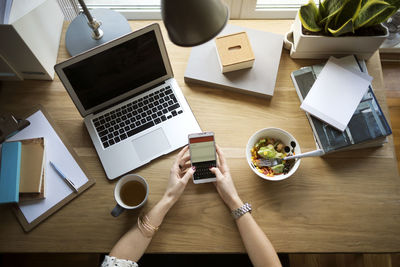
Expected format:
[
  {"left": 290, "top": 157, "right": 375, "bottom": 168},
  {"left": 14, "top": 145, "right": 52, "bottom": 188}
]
[{"left": 300, "top": 56, "right": 373, "bottom": 132}]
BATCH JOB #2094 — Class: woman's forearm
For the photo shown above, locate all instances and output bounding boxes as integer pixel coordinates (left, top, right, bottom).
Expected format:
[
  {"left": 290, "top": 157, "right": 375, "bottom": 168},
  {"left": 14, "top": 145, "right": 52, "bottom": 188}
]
[
  {"left": 108, "top": 146, "right": 193, "bottom": 263},
  {"left": 229, "top": 198, "right": 282, "bottom": 267},
  {"left": 109, "top": 196, "right": 174, "bottom": 262}
]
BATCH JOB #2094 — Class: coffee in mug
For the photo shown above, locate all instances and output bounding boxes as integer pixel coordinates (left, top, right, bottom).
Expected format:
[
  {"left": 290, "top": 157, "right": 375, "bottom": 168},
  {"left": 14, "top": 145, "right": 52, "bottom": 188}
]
[{"left": 111, "top": 174, "right": 149, "bottom": 217}]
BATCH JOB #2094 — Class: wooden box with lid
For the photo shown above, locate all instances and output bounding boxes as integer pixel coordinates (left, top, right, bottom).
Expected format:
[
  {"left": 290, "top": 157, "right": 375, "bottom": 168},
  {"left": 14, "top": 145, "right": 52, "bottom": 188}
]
[{"left": 215, "top": 31, "right": 255, "bottom": 73}]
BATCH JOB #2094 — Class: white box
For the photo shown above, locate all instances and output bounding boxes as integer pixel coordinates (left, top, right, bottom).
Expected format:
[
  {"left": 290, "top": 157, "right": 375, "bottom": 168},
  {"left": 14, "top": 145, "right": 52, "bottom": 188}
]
[{"left": 0, "top": 0, "right": 64, "bottom": 81}]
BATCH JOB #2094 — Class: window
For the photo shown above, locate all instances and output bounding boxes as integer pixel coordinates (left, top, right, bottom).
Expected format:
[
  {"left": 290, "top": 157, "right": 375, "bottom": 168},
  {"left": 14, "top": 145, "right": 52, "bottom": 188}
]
[
  {"left": 84, "top": 0, "right": 306, "bottom": 19},
  {"left": 85, "top": 0, "right": 161, "bottom": 19},
  {"left": 239, "top": 0, "right": 308, "bottom": 19}
]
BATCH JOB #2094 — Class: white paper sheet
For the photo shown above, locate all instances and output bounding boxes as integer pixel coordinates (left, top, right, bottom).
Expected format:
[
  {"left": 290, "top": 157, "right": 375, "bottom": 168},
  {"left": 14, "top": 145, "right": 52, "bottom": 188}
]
[
  {"left": 7, "top": 110, "right": 88, "bottom": 223},
  {"left": 300, "top": 56, "right": 373, "bottom": 132}
]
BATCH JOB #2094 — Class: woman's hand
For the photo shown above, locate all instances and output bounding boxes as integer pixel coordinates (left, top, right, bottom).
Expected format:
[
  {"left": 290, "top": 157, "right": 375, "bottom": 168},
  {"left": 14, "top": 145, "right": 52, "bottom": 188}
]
[
  {"left": 210, "top": 145, "right": 243, "bottom": 210},
  {"left": 162, "top": 146, "right": 195, "bottom": 206}
]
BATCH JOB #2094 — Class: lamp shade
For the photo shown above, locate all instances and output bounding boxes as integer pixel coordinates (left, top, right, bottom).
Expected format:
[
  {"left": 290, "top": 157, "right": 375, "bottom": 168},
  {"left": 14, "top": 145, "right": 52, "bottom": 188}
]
[{"left": 161, "top": 0, "right": 229, "bottom": 47}]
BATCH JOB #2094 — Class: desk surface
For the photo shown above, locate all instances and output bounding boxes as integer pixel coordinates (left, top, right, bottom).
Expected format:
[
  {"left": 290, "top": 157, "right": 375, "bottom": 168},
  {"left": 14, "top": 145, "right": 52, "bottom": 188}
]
[{"left": 0, "top": 20, "right": 399, "bottom": 253}]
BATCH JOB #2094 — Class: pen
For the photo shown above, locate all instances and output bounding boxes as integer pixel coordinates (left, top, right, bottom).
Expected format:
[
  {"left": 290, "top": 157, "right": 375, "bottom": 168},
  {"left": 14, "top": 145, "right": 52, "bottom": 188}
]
[{"left": 50, "top": 161, "right": 78, "bottom": 193}]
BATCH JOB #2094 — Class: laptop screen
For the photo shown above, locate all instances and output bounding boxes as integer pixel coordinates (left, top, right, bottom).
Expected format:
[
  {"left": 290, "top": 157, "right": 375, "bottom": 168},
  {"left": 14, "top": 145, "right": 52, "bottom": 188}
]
[{"left": 63, "top": 30, "right": 167, "bottom": 110}]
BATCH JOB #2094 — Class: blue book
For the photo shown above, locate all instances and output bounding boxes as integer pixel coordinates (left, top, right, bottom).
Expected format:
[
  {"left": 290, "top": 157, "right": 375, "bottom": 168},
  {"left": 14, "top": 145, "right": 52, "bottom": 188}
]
[{"left": 0, "top": 141, "right": 21, "bottom": 204}]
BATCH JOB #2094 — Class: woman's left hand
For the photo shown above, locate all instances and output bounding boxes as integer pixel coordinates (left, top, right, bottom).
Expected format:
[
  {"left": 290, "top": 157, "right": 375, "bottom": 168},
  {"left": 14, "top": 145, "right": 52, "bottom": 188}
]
[{"left": 163, "top": 146, "right": 195, "bottom": 205}]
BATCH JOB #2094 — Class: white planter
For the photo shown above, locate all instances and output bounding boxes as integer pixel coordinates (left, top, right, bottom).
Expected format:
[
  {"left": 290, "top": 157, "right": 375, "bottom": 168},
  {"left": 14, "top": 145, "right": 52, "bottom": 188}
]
[{"left": 283, "top": 13, "right": 389, "bottom": 59}]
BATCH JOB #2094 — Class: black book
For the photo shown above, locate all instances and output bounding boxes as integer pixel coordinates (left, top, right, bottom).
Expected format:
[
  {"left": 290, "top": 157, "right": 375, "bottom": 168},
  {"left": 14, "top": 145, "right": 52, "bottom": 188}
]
[{"left": 290, "top": 55, "right": 392, "bottom": 154}]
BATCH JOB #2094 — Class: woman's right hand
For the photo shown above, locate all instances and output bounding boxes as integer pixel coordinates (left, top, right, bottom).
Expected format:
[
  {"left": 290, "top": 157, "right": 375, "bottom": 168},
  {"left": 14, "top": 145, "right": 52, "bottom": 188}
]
[
  {"left": 163, "top": 145, "right": 194, "bottom": 206},
  {"left": 210, "top": 145, "right": 243, "bottom": 210}
]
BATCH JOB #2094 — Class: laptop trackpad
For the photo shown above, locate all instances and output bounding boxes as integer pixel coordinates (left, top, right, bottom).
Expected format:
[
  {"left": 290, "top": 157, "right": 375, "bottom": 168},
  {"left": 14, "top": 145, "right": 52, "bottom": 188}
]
[{"left": 132, "top": 128, "right": 171, "bottom": 162}]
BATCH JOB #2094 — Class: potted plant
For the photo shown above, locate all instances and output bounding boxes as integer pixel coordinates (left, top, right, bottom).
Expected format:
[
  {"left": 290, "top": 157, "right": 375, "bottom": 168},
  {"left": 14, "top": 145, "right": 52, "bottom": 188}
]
[{"left": 284, "top": 0, "right": 400, "bottom": 59}]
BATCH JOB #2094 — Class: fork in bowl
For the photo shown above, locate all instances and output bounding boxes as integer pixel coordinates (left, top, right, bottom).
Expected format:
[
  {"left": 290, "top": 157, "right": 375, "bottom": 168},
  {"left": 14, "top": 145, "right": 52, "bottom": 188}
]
[{"left": 255, "top": 149, "right": 324, "bottom": 167}]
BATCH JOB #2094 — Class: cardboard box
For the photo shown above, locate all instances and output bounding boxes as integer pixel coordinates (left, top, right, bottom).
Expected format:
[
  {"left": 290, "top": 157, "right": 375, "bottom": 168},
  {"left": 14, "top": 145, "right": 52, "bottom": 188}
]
[{"left": 215, "top": 31, "right": 255, "bottom": 73}]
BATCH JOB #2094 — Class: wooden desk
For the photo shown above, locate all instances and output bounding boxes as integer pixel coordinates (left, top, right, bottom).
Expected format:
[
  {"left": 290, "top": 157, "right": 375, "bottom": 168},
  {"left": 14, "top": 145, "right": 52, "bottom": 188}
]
[{"left": 0, "top": 20, "right": 399, "bottom": 253}]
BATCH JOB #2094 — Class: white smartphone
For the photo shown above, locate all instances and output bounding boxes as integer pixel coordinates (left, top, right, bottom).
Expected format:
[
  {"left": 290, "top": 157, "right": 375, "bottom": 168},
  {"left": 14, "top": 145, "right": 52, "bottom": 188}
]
[{"left": 188, "top": 132, "right": 217, "bottom": 184}]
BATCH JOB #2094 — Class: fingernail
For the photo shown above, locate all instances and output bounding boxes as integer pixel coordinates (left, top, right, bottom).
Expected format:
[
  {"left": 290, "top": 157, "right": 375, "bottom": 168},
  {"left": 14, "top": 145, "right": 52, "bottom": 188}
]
[{"left": 192, "top": 166, "right": 196, "bottom": 170}]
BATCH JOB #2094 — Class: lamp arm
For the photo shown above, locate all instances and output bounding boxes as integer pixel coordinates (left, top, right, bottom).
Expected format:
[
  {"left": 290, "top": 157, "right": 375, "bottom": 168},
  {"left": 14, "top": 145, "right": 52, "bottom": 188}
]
[{"left": 77, "top": 0, "right": 103, "bottom": 40}]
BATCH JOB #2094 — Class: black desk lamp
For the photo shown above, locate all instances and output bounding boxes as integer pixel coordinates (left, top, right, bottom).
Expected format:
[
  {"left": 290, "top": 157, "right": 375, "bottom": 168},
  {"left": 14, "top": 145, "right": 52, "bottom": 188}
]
[{"left": 161, "top": 0, "right": 229, "bottom": 47}]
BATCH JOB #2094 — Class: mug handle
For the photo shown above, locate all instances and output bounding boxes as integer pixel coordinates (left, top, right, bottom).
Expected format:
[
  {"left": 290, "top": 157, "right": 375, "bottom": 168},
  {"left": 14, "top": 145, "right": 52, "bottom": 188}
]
[{"left": 111, "top": 204, "right": 125, "bottom": 217}]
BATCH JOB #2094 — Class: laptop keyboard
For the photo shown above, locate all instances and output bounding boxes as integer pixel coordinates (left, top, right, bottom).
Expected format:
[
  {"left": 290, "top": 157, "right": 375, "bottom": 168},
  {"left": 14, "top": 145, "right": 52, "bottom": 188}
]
[{"left": 92, "top": 86, "right": 183, "bottom": 149}]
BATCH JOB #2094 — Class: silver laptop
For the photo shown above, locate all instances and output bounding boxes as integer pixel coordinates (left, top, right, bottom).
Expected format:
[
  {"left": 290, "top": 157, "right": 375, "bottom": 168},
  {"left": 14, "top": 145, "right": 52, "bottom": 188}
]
[{"left": 55, "top": 23, "right": 201, "bottom": 180}]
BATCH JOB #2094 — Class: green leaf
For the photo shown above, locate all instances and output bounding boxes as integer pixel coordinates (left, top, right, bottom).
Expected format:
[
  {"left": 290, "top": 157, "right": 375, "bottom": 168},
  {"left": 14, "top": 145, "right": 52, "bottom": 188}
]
[
  {"left": 317, "top": 0, "right": 347, "bottom": 33},
  {"left": 320, "top": 16, "right": 329, "bottom": 26},
  {"left": 354, "top": 0, "right": 394, "bottom": 28},
  {"left": 334, "top": 0, "right": 362, "bottom": 28},
  {"left": 319, "top": 0, "right": 328, "bottom": 19},
  {"left": 384, "top": 0, "right": 400, "bottom": 8},
  {"left": 326, "top": 0, "right": 361, "bottom": 36},
  {"left": 323, "top": 0, "right": 347, "bottom": 16},
  {"left": 364, "top": 5, "right": 397, "bottom": 27},
  {"left": 328, "top": 18, "right": 355, "bottom": 35},
  {"left": 299, "top": 0, "right": 322, "bottom": 32},
  {"left": 323, "top": 7, "right": 343, "bottom": 33},
  {"left": 329, "top": 0, "right": 361, "bottom": 29},
  {"left": 361, "top": 0, "right": 370, "bottom": 6}
]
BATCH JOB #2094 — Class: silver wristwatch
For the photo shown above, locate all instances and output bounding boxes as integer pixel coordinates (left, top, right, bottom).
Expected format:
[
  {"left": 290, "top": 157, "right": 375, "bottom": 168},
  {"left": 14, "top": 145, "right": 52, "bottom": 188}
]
[{"left": 231, "top": 202, "right": 252, "bottom": 219}]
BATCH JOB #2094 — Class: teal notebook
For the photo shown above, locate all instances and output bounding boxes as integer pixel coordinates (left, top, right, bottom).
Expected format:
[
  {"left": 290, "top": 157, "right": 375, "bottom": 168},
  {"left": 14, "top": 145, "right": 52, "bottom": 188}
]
[{"left": 0, "top": 142, "right": 21, "bottom": 204}]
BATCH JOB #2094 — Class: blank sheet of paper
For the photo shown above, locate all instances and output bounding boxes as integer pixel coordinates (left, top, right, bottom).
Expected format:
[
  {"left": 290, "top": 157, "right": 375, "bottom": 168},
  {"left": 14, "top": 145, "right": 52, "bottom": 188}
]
[
  {"left": 7, "top": 110, "right": 89, "bottom": 223},
  {"left": 300, "top": 57, "right": 373, "bottom": 132}
]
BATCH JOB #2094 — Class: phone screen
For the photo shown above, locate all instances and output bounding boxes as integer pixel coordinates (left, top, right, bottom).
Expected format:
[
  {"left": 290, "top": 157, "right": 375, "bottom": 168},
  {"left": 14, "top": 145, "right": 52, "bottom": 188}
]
[{"left": 189, "top": 135, "right": 216, "bottom": 181}]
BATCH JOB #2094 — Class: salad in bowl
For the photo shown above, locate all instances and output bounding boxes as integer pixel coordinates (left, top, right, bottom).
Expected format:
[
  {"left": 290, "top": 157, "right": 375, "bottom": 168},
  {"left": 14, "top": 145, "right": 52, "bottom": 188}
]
[{"left": 246, "top": 128, "right": 301, "bottom": 181}]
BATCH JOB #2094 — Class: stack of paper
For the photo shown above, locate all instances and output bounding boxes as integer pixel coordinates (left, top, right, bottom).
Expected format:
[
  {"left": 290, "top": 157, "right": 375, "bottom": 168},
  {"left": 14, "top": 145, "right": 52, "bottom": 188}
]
[{"left": 300, "top": 56, "right": 373, "bottom": 132}]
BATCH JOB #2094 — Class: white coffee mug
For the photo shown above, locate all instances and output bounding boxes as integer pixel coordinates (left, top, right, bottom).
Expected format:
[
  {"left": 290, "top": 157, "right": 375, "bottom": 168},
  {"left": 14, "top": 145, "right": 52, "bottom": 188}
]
[{"left": 111, "top": 174, "right": 149, "bottom": 217}]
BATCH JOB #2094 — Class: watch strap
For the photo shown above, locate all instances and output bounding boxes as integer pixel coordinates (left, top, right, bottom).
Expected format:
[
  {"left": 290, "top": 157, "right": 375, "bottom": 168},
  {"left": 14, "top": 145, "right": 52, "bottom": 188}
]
[{"left": 231, "top": 202, "right": 252, "bottom": 219}]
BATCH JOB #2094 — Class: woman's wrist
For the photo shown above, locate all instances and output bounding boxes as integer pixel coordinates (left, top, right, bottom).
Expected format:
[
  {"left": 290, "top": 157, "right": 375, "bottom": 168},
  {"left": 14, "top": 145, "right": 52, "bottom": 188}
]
[
  {"left": 145, "top": 196, "right": 174, "bottom": 229},
  {"left": 160, "top": 193, "right": 178, "bottom": 210},
  {"left": 226, "top": 196, "right": 244, "bottom": 211}
]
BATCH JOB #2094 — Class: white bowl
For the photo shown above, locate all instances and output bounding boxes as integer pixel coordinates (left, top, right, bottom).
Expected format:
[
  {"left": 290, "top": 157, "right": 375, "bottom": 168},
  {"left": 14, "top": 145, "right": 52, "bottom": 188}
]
[{"left": 246, "top": 128, "right": 301, "bottom": 181}]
